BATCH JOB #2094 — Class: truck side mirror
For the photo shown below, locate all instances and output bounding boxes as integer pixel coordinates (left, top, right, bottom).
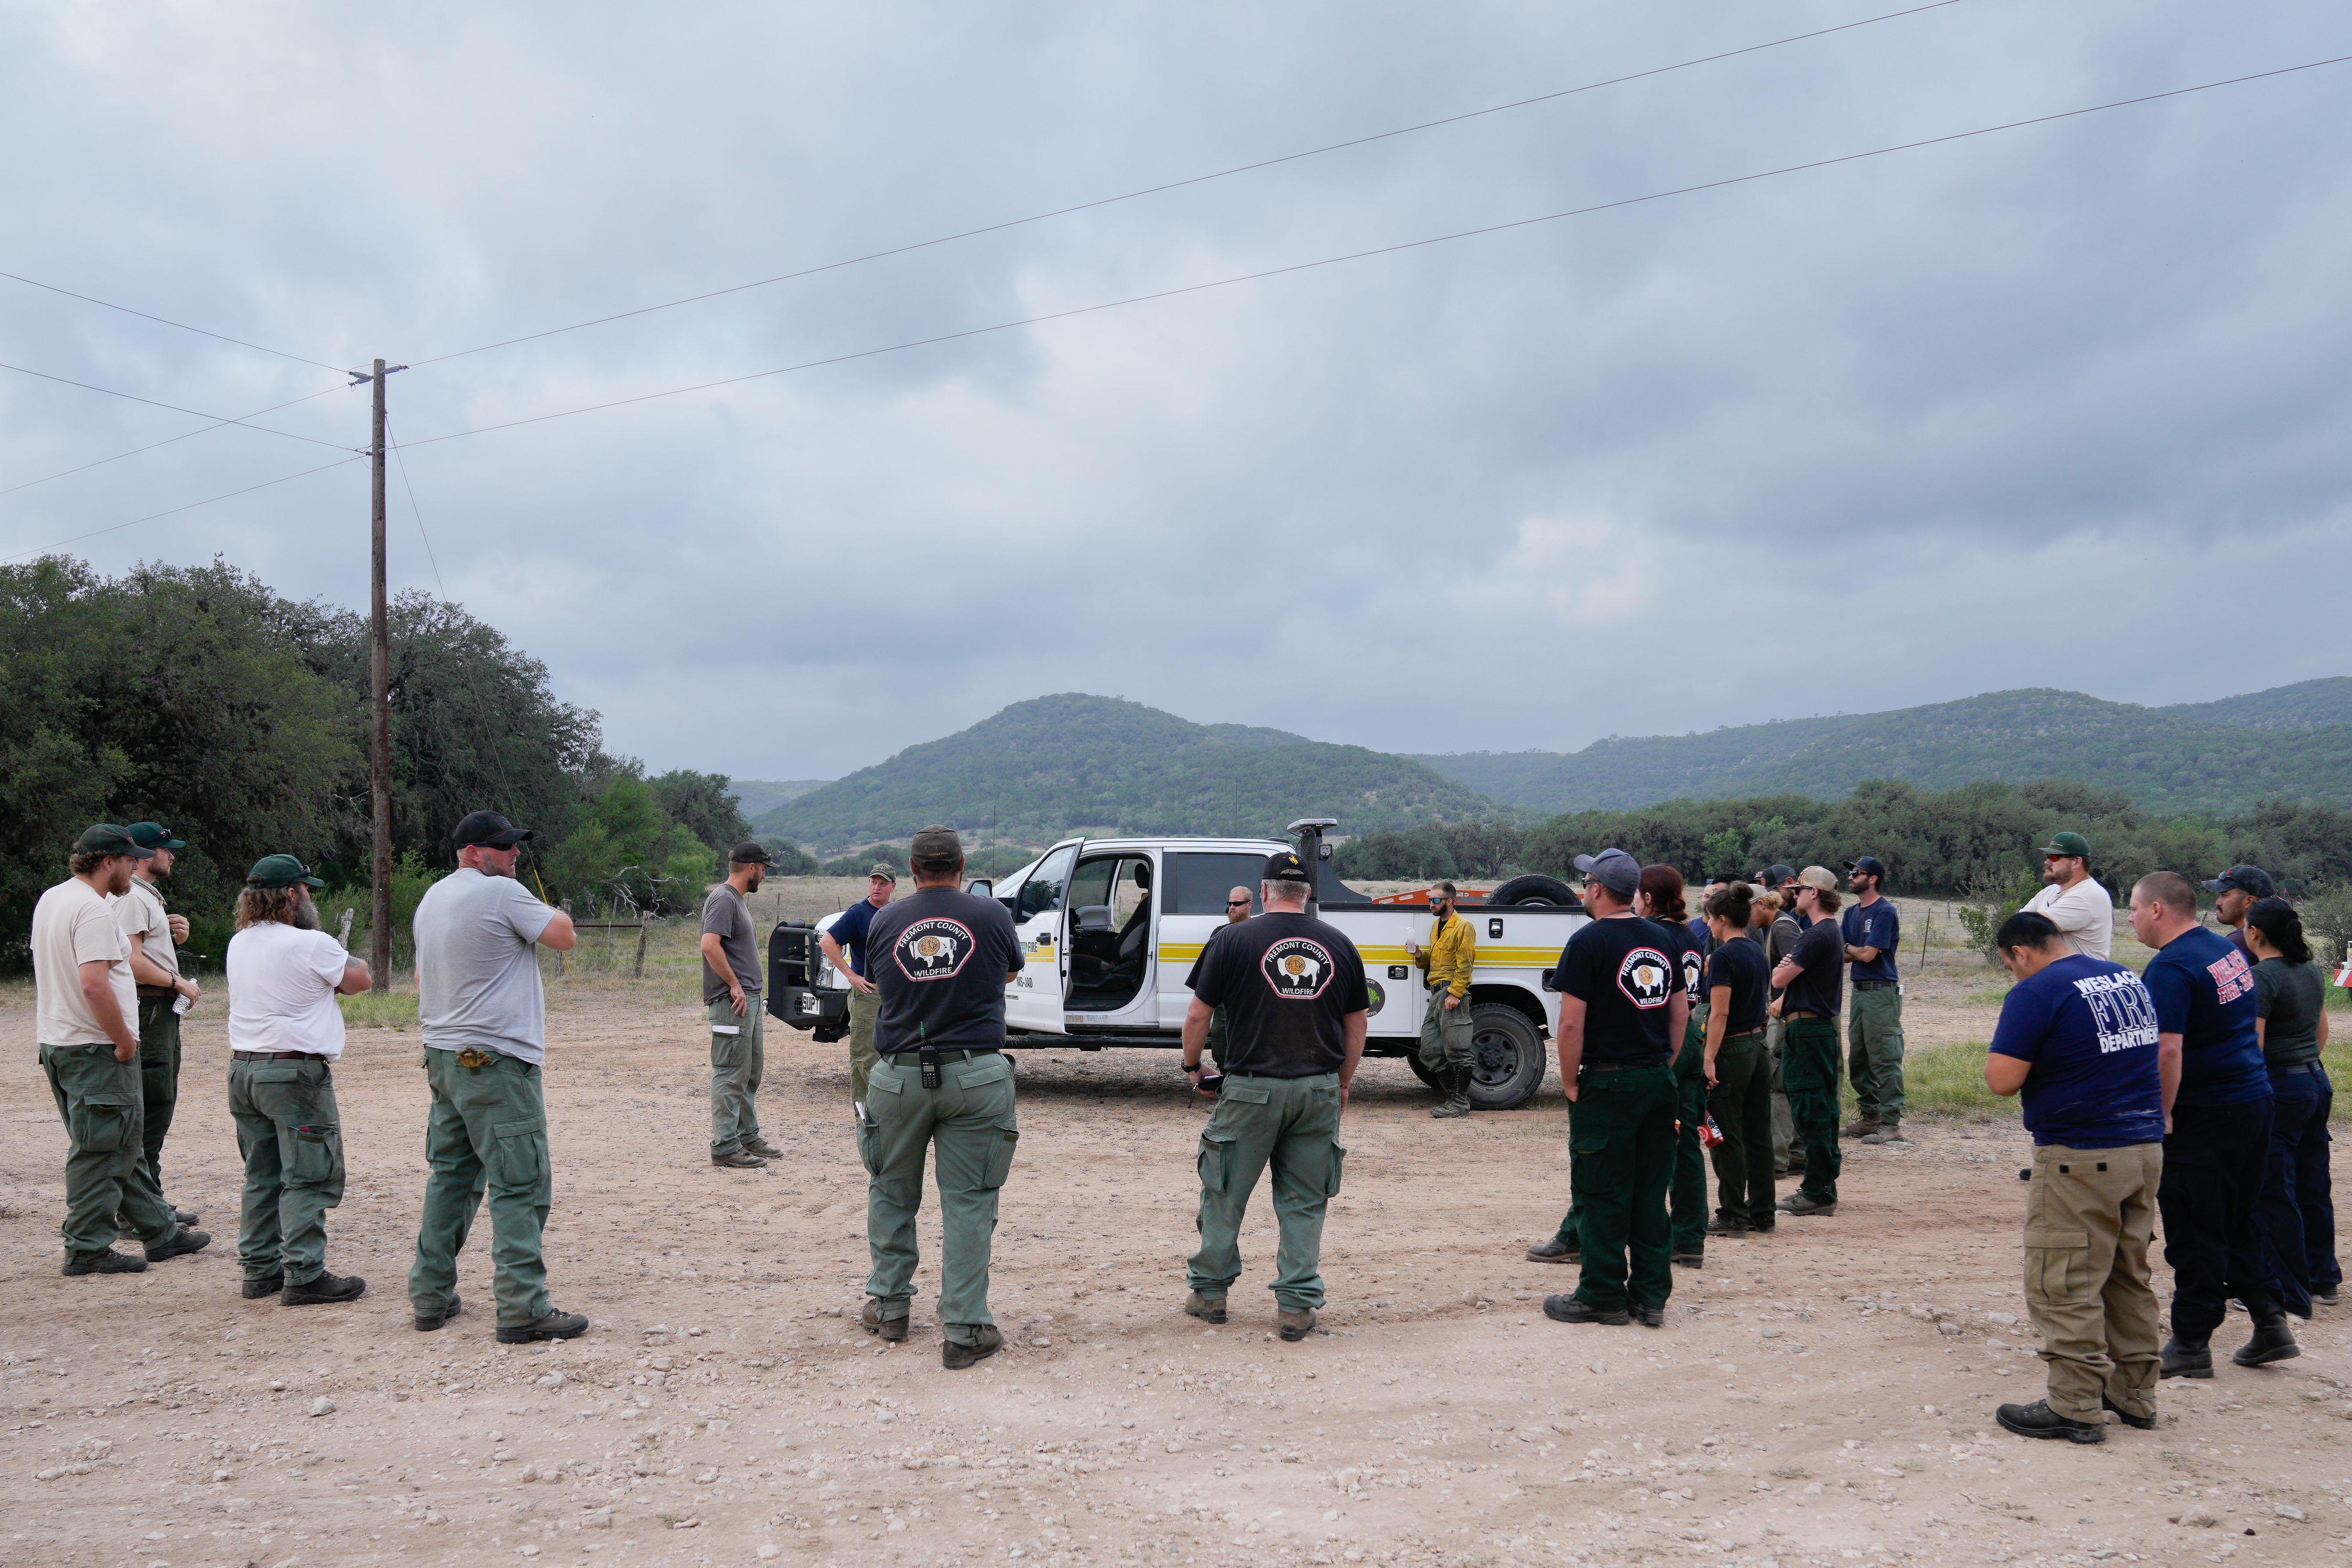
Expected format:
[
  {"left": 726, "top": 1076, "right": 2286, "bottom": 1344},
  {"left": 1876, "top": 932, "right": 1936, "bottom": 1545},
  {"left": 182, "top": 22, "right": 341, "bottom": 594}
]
[{"left": 965, "top": 879, "right": 993, "bottom": 899}]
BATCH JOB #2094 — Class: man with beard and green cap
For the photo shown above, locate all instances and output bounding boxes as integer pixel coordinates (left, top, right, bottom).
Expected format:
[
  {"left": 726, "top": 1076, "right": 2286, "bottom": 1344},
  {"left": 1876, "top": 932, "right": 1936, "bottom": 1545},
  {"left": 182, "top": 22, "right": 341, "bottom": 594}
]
[{"left": 114, "top": 822, "right": 203, "bottom": 1228}]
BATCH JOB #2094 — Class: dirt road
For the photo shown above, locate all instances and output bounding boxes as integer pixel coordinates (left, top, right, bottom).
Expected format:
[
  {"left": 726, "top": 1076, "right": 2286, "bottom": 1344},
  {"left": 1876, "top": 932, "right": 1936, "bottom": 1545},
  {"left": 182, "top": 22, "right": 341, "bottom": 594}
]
[{"left": 4, "top": 985, "right": 2348, "bottom": 1567}]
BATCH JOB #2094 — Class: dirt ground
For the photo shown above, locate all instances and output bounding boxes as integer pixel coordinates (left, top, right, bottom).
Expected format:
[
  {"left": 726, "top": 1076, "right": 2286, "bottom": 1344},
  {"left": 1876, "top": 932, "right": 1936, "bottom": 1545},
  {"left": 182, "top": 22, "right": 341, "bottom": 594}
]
[{"left": 6, "top": 957, "right": 2351, "bottom": 1568}]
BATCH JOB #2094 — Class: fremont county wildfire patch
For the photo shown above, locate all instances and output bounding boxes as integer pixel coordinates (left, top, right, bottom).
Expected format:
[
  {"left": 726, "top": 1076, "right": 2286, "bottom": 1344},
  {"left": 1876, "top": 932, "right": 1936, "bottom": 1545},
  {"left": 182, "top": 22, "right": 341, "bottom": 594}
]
[
  {"left": 1260, "top": 936, "right": 1336, "bottom": 1001},
  {"left": 891, "top": 917, "right": 975, "bottom": 981},
  {"left": 1617, "top": 947, "right": 1673, "bottom": 1009}
]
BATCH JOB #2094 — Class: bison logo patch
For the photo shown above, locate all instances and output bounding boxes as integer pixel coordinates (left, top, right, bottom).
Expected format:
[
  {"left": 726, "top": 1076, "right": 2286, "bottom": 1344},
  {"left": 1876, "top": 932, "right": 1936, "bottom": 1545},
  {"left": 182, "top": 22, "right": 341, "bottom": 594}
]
[
  {"left": 1617, "top": 947, "right": 1671, "bottom": 1009},
  {"left": 1260, "top": 936, "right": 1335, "bottom": 1001},
  {"left": 892, "top": 917, "right": 975, "bottom": 981}
]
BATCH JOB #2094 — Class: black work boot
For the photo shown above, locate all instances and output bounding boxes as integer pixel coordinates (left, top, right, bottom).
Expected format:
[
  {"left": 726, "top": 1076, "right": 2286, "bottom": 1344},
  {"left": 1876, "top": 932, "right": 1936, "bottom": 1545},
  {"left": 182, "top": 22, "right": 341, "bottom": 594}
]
[
  {"left": 2233, "top": 1314, "right": 2301, "bottom": 1367},
  {"left": 62, "top": 1249, "right": 147, "bottom": 1276},
  {"left": 145, "top": 1226, "right": 211, "bottom": 1262},
  {"left": 1542, "top": 1294, "right": 1629, "bottom": 1326},
  {"left": 1430, "top": 1066, "right": 1472, "bottom": 1119},
  {"left": 1995, "top": 1399, "right": 2103, "bottom": 1444},
  {"left": 286, "top": 1271, "right": 367, "bottom": 1306},
  {"left": 498, "top": 1309, "right": 590, "bottom": 1344},
  {"left": 1526, "top": 1236, "right": 1578, "bottom": 1264},
  {"left": 414, "top": 1293, "right": 463, "bottom": 1332},
  {"left": 2100, "top": 1392, "right": 2156, "bottom": 1430},
  {"left": 943, "top": 1325, "right": 1004, "bottom": 1370},
  {"left": 242, "top": 1272, "right": 285, "bottom": 1300},
  {"left": 2159, "top": 1336, "right": 2213, "bottom": 1379}
]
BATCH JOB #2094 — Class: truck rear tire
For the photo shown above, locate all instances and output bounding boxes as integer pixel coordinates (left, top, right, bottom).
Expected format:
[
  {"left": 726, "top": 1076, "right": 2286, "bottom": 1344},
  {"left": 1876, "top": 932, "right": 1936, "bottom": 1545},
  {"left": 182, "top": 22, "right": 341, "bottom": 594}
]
[
  {"left": 1405, "top": 1050, "right": 1443, "bottom": 1091},
  {"left": 1467, "top": 1003, "right": 1546, "bottom": 1109},
  {"left": 1489, "top": 874, "right": 1576, "bottom": 908}
]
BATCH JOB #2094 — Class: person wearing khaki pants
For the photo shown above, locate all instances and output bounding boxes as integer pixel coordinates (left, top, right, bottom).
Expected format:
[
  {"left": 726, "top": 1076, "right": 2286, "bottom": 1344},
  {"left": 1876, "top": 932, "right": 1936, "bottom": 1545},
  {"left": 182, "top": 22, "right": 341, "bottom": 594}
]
[{"left": 1983, "top": 909, "right": 2173, "bottom": 1443}]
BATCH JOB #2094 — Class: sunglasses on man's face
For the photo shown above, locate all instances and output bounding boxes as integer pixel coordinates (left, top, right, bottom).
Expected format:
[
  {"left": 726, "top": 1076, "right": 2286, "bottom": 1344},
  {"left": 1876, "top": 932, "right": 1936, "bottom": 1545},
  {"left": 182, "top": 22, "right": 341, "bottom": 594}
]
[{"left": 1226, "top": 898, "right": 1251, "bottom": 908}]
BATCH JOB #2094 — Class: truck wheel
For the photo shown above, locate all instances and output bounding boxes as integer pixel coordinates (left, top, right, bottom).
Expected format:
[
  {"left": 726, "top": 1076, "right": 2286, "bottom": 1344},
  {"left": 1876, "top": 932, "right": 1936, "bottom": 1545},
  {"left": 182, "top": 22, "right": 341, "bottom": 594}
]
[
  {"left": 1467, "top": 1003, "right": 1545, "bottom": 1109},
  {"left": 1405, "top": 1050, "right": 1443, "bottom": 1092},
  {"left": 1489, "top": 874, "right": 1576, "bottom": 908}
]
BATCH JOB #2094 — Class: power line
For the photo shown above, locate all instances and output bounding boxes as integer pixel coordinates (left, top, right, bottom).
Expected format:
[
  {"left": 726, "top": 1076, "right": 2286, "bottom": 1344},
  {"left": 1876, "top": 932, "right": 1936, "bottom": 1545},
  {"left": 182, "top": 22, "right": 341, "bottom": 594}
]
[
  {"left": 384, "top": 412, "right": 447, "bottom": 598},
  {"left": 407, "top": 0, "right": 1966, "bottom": 368},
  {"left": 0, "top": 383, "right": 355, "bottom": 500},
  {"left": 0, "top": 359, "right": 357, "bottom": 452},
  {"left": 3, "top": 453, "right": 362, "bottom": 563},
  {"left": 0, "top": 267, "right": 348, "bottom": 373},
  {"left": 400, "top": 52, "right": 2352, "bottom": 455}
]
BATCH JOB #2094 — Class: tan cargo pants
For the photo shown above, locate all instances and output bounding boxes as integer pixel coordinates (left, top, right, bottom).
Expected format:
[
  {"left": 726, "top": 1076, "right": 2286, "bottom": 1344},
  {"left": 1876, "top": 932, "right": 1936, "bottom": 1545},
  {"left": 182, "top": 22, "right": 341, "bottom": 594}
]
[{"left": 2023, "top": 1140, "right": 2163, "bottom": 1422}]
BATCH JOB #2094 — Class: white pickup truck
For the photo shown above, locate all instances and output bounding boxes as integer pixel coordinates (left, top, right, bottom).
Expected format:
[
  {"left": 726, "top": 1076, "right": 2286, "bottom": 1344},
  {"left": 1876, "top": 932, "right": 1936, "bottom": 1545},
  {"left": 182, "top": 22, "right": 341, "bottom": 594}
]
[{"left": 771, "top": 819, "right": 1590, "bottom": 1110}]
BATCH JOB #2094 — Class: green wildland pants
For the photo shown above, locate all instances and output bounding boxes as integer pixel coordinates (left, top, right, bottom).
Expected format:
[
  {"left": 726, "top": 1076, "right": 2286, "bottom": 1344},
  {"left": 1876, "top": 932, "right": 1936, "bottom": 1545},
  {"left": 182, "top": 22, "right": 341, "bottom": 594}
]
[
  {"left": 1418, "top": 989, "right": 1473, "bottom": 1070},
  {"left": 409, "top": 1047, "right": 554, "bottom": 1327},
  {"left": 1570, "top": 1063, "right": 1677, "bottom": 1313},
  {"left": 1190, "top": 1072, "right": 1345, "bottom": 1312},
  {"left": 229, "top": 1056, "right": 346, "bottom": 1285},
  {"left": 709, "top": 996, "right": 765, "bottom": 1157},
  {"left": 862, "top": 1051, "right": 1019, "bottom": 1346},
  {"left": 134, "top": 994, "right": 181, "bottom": 1193},
  {"left": 1707, "top": 1030, "right": 1775, "bottom": 1229},
  {"left": 1847, "top": 982, "right": 1906, "bottom": 1124},
  {"left": 1670, "top": 1006, "right": 1710, "bottom": 1256},
  {"left": 41, "top": 1042, "right": 177, "bottom": 1259},
  {"left": 848, "top": 987, "right": 880, "bottom": 1107},
  {"left": 1766, "top": 1015, "right": 1797, "bottom": 1173},
  {"left": 1782, "top": 1017, "right": 1843, "bottom": 1204}
]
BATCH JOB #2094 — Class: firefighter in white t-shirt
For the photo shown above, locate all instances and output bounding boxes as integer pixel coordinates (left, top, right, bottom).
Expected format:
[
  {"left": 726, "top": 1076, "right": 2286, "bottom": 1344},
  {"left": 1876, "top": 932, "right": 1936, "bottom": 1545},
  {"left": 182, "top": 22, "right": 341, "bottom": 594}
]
[
  {"left": 2020, "top": 831, "right": 2114, "bottom": 960},
  {"left": 225, "top": 855, "right": 372, "bottom": 1305}
]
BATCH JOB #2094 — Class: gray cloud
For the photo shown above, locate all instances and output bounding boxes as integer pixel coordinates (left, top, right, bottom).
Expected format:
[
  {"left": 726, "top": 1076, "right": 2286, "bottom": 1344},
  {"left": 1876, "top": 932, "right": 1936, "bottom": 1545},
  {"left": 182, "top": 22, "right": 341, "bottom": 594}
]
[{"left": 4, "top": 2, "right": 2347, "bottom": 785}]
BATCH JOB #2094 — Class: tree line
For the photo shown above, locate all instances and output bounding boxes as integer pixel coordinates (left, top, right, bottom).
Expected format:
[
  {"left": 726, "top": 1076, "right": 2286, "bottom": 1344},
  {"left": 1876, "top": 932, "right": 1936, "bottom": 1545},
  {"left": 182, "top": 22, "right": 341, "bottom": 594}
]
[{"left": 1, "top": 558, "right": 755, "bottom": 969}]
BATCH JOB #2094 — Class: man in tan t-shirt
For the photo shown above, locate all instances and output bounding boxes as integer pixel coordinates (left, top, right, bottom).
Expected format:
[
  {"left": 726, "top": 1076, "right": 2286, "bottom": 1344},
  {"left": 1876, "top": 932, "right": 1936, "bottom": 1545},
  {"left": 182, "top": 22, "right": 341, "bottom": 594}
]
[
  {"left": 113, "top": 822, "right": 203, "bottom": 1227},
  {"left": 2020, "top": 831, "right": 2113, "bottom": 960},
  {"left": 31, "top": 825, "right": 210, "bottom": 1276}
]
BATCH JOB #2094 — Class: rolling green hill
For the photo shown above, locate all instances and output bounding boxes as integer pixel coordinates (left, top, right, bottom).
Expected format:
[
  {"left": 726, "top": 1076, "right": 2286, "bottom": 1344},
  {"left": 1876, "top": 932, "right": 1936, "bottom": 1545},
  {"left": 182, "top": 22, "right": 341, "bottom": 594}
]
[
  {"left": 757, "top": 694, "right": 1504, "bottom": 849},
  {"left": 727, "top": 778, "right": 829, "bottom": 819},
  {"left": 1411, "top": 683, "right": 2352, "bottom": 818}
]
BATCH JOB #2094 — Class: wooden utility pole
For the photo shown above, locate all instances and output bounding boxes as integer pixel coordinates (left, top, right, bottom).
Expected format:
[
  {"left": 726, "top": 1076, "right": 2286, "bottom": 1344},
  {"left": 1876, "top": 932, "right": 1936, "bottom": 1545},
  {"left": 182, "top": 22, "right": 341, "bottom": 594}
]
[
  {"left": 369, "top": 359, "right": 393, "bottom": 988},
  {"left": 357, "top": 357, "right": 407, "bottom": 987}
]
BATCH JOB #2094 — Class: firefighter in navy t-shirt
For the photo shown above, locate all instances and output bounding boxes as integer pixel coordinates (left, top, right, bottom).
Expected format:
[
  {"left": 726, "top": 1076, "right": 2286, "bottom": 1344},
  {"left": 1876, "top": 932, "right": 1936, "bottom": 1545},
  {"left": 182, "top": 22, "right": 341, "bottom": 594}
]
[
  {"left": 1982, "top": 910, "right": 2167, "bottom": 1443},
  {"left": 1543, "top": 848, "right": 1687, "bottom": 1328},
  {"left": 1180, "top": 852, "right": 1368, "bottom": 1342},
  {"left": 2128, "top": 870, "right": 2292, "bottom": 1377}
]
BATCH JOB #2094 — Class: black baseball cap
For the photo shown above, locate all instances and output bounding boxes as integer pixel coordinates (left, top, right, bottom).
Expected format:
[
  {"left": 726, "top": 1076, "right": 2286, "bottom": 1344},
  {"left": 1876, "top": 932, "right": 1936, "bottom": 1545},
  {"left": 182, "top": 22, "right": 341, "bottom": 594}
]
[
  {"left": 2203, "top": 865, "right": 2275, "bottom": 897},
  {"left": 1264, "top": 850, "right": 1313, "bottom": 884},
  {"left": 1764, "top": 863, "right": 1797, "bottom": 886},
  {"left": 729, "top": 841, "right": 776, "bottom": 866},
  {"left": 453, "top": 809, "right": 531, "bottom": 849},
  {"left": 75, "top": 824, "right": 154, "bottom": 859},
  {"left": 1843, "top": 855, "right": 1888, "bottom": 880}
]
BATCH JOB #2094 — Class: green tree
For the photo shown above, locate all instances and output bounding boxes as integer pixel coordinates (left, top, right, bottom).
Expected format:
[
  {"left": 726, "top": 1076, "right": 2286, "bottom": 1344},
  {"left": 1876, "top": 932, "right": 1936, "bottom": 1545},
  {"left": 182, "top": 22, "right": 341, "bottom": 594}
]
[{"left": 651, "top": 769, "right": 753, "bottom": 853}]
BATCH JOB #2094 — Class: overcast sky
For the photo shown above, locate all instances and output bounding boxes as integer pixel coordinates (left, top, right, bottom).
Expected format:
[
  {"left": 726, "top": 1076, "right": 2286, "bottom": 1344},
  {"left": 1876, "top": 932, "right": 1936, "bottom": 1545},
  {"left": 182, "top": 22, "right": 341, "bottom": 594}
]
[{"left": 5, "top": 3, "right": 2347, "bottom": 781}]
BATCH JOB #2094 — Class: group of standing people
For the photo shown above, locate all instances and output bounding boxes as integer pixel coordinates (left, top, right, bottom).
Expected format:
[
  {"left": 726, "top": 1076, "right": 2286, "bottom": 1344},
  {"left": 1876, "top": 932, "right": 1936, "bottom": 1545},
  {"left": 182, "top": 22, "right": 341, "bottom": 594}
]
[{"left": 32, "top": 810, "right": 591, "bottom": 1344}]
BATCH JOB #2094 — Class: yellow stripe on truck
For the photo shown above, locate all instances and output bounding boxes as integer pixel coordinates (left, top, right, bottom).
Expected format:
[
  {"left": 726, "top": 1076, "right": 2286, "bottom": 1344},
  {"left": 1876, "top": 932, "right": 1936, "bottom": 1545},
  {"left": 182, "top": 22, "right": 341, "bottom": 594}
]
[{"left": 1157, "top": 945, "right": 1559, "bottom": 968}]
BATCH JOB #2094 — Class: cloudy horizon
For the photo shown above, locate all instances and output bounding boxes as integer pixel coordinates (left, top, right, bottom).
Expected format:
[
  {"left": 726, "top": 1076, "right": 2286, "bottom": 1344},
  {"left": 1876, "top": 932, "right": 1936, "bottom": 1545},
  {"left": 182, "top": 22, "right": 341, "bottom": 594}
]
[{"left": 5, "top": 3, "right": 2347, "bottom": 782}]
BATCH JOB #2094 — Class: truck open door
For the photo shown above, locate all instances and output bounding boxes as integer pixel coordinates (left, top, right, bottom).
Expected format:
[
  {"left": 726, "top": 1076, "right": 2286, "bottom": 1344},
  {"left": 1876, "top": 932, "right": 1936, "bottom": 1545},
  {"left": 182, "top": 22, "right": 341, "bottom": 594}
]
[{"left": 1003, "top": 839, "right": 1078, "bottom": 1035}]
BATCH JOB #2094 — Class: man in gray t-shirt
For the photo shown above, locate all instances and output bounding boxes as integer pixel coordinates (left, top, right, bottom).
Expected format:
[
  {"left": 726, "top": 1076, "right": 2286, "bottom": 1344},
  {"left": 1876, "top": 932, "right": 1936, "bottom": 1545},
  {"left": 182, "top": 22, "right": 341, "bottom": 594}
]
[
  {"left": 703, "top": 842, "right": 779, "bottom": 1170},
  {"left": 407, "top": 809, "right": 587, "bottom": 1345}
]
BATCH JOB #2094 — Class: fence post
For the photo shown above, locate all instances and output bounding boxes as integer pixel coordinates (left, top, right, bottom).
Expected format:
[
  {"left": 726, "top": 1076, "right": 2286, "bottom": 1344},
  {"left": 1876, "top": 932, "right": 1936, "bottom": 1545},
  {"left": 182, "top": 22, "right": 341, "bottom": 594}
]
[{"left": 632, "top": 921, "right": 649, "bottom": 979}]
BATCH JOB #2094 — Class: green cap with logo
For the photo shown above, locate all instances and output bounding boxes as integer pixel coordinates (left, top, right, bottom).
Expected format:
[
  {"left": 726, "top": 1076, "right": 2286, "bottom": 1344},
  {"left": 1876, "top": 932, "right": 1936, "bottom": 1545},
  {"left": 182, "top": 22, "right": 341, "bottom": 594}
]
[
  {"left": 245, "top": 853, "right": 326, "bottom": 889},
  {"left": 2039, "top": 830, "right": 2092, "bottom": 859},
  {"left": 75, "top": 824, "right": 154, "bottom": 859},
  {"left": 128, "top": 821, "right": 186, "bottom": 851}
]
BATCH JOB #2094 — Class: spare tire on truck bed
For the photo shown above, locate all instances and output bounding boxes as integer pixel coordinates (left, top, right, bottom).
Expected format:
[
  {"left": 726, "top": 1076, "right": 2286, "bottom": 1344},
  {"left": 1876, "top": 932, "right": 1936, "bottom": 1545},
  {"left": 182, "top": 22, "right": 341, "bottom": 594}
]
[{"left": 1488, "top": 874, "right": 1577, "bottom": 907}]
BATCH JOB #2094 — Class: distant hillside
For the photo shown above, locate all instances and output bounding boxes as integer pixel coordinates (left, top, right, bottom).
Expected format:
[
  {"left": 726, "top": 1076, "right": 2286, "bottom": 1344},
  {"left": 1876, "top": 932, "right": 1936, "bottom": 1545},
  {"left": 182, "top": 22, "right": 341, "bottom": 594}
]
[
  {"left": 758, "top": 694, "right": 1504, "bottom": 849},
  {"left": 1411, "top": 683, "right": 2352, "bottom": 817},
  {"left": 727, "top": 778, "right": 829, "bottom": 819}
]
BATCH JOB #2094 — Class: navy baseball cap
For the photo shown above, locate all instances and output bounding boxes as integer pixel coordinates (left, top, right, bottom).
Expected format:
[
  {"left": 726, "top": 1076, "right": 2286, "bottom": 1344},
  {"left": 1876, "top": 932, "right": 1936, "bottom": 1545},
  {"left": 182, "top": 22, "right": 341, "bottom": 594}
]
[
  {"left": 1573, "top": 848, "right": 1642, "bottom": 897},
  {"left": 1764, "top": 863, "right": 1798, "bottom": 886},
  {"left": 1843, "top": 855, "right": 1888, "bottom": 881},
  {"left": 2204, "top": 865, "right": 2274, "bottom": 897},
  {"left": 1263, "top": 850, "right": 1313, "bottom": 884},
  {"left": 454, "top": 809, "right": 532, "bottom": 848}
]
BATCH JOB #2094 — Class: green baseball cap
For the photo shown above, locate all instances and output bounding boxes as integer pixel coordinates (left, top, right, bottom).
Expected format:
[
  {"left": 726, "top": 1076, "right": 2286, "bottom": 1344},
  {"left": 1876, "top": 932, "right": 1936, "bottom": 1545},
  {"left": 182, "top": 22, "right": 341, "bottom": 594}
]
[
  {"left": 127, "top": 821, "right": 186, "bottom": 851},
  {"left": 245, "top": 853, "right": 326, "bottom": 889},
  {"left": 2038, "top": 831, "right": 2092, "bottom": 859},
  {"left": 75, "top": 824, "right": 154, "bottom": 859}
]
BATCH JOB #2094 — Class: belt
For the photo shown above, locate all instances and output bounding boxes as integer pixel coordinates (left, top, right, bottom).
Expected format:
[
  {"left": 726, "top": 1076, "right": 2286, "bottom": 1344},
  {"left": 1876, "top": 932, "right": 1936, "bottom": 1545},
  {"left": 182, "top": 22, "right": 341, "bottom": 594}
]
[
  {"left": 1782, "top": 1010, "right": 1829, "bottom": 1021},
  {"left": 1721, "top": 1028, "right": 1767, "bottom": 1044},
  {"left": 137, "top": 984, "right": 179, "bottom": 999},
  {"left": 2270, "top": 1059, "right": 2326, "bottom": 1076},
  {"left": 1852, "top": 979, "right": 1898, "bottom": 991},
  {"left": 233, "top": 1050, "right": 329, "bottom": 1062},
  {"left": 881, "top": 1047, "right": 999, "bottom": 1064},
  {"left": 1580, "top": 1059, "right": 1667, "bottom": 1073}
]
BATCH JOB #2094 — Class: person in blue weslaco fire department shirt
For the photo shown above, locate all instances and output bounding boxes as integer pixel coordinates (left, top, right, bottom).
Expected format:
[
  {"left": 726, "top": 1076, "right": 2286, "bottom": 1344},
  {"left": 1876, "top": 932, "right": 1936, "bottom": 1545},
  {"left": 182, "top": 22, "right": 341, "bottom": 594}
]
[{"left": 1839, "top": 855, "right": 1905, "bottom": 1145}]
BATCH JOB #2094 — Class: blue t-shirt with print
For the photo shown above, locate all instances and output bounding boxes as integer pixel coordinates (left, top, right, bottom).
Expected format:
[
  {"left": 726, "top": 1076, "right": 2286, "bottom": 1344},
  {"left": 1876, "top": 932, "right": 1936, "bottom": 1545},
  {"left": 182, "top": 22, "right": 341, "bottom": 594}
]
[
  {"left": 1840, "top": 898, "right": 1900, "bottom": 984},
  {"left": 829, "top": 897, "right": 881, "bottom": 977},
  {"left": 2140, "top": 925, "right": 2270, "bottom": 1108},
  {"left": 1988, "top": 955, "right": 2164, "bottom": 1148}
]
